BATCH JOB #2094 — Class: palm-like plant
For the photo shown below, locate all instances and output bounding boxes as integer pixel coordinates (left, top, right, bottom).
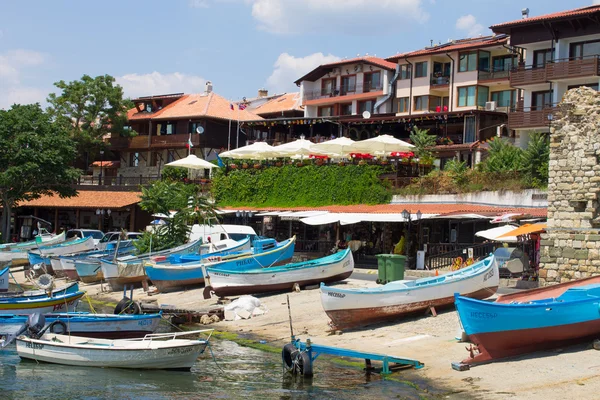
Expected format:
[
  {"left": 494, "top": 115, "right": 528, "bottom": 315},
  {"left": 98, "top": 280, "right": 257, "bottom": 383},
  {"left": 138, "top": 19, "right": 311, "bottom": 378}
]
[
  {"left": 444, "top": 159, "right": 469, "bottom": 186},
  {"left": 521, "top": 132, "right": 549, "bottom": 187},
  {"left": 481, "top": 138, "right": 523, "bottom": 173},
  {"left": 409, "top": 126, "right": 437, "bottom": 160}
]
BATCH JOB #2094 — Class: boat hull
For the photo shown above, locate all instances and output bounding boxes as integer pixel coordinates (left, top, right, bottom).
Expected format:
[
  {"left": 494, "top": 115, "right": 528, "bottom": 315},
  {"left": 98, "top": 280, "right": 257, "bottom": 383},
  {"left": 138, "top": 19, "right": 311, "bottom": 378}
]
[
  {"left": 16, "top": 335, "right": 207, "bottom": 370},
  {"left": 208, "top": 249, "right": 355, "bottom": 297},
  {"left": 320, "top": 255, "right": 499, "bottom": 330},
  {"left": 0, "top": 266, "right": 8, "bottom": 292},
  {"left": 0, "top": 291, "right": 84, "bottom": 315},
  {"left": 74, "top": 260, "right": 104, "bottom": 284}
]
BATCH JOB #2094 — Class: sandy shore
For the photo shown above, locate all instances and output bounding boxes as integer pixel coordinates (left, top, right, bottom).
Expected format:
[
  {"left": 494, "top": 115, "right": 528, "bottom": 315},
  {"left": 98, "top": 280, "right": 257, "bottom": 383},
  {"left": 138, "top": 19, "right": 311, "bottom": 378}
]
[{"left": 11, "top": 269, "right": 600, "bottom": 400}]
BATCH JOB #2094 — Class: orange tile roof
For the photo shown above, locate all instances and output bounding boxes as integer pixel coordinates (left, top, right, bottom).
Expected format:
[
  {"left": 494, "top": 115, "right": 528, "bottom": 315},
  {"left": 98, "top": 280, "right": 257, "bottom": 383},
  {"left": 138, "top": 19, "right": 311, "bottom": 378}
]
[
  {"left": 491, "top": 5, "right": 600, "bottom": 29},
  {"left": 127, "top": 92, "right": 262, "bottom": 122},
  {"left": 386, "top": 35, "right": 509, "bottom": 61},
  {"left": 19, "top": 191, "right": 142, "bottom": 209},
  {"left": 304, "top": 91, "right": 384, "bottom": 106},
  {"left": 223, "top": 204, "right": 547, "bottom": 217},
  {"left": 294, "top": 57, "right": 397, "bottom": 84},
  {"left": 252, "top": 93, "right": 303, "bottom": 116}
]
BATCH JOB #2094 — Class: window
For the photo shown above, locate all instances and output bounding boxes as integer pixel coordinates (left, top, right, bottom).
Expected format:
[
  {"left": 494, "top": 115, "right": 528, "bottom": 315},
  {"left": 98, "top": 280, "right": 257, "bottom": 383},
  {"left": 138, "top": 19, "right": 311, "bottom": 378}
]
[
  {"left": 414, "top": 95, "right": 428, "bottom": 111},
  {"left": 477, "top": 86, "right": 489, "bottom": 108},
  {"left": 318, "top": 106, "right": 334, "bottom": 117},
  {"left": 321, "top": 78, "right": 337, "bottom": 96},
  {"left": 358, "top": 100, "right": 374, "bottom": 114},
  {"left": 458, "top": 86, "right": 475, "bottom": 107},
  {"left": 399, "top": 64, "right": 411, "bottom": 80},
  {"left": 415, "top": 62, "right": 428, "bottom": 78},
  {"left": 150, "top": 151, "right": 162, "bottom": 167},
  {"left": 432, "top": 62, "right": 451, "bottom": 79},
  {"left": 492, "top": 55, "right": 518, "bottom": 72},
  {"left": 144, "top": 102, "right": 153, "bottom": 112},
  {"left": 160, "top": 122, "right": 175, "bottom": 135},
  {"left": 491, "top": 90, "right": 517, "bottom": 108},
  {"left": 189, "top": 122, "right": 203, "bottom": 135},
  {"left": 533, "top": 49, "right": 554, "bottom": 68},
  {"left": 570, "top": 40, "right": 600, "bottom": 59},
  {"left": 341, "top": 75, "right": 356, "bottom": 95},
  {"left": 398, "top": 97, "right": 409, "bottom": 113},
  {"left": 478, "top": 51, "right": 490, "bottom": 72},
  {"left": 340, "top": 103, "right": 353, "bottom": 116},
  {"left": 363, "top": 71, "right": 381, "bottom": 92},
  {"left": 459, "top": 51, "right": 478, "bottom": 72},
  {"left": 129, "top": 152, "right": 139, "bottom": 167},
  {"left": 531, "top": 91, "right": 553, "bottom": 110}
]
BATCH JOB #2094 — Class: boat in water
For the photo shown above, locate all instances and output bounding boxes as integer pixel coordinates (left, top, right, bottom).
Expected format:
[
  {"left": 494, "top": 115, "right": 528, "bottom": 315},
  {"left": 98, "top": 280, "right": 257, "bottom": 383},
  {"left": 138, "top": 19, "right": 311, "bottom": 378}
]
[
  {"left": 205, "top": 248, "right": 354, "bottom": 298},
  {"left": 144, "top": 237, "right": 296, "bottom": 292},
  {"left": 320, "top": 254, "right": 499, "bottom": 330},
  {"left": 456, "top": 279, "right": 600, "bottom": 365},
  {"left": 100, "top": 239, "right": 203, "bottom": 291}
]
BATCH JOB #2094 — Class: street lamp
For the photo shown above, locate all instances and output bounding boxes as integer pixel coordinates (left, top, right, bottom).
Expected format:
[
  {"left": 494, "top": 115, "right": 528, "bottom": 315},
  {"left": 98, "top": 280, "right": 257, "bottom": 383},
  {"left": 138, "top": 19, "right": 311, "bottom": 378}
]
[
  {"left": 547, "top": 113, "right": 553, "bottom": 133},
  {"left": 236, "top": 210, "right": 254, "bottom": 226},
  {"left": 401, "top": 209, "right": 423, "bottom": 269},
  {"left": 99, "top": 150, "right": 105, "bottom": 185}
]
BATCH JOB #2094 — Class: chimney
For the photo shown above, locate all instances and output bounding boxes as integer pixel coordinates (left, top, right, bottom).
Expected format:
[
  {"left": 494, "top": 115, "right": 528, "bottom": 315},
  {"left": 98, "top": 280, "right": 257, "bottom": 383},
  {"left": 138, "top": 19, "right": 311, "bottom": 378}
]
[
  {"left": 521, "top": 8, "right": 529, "bottom": 19},
  {"left": 205, "top": 81, "right": 213, "bottom": 94},
  {"left": 258, "top": 88, "right": 268, "bottom": 98}
]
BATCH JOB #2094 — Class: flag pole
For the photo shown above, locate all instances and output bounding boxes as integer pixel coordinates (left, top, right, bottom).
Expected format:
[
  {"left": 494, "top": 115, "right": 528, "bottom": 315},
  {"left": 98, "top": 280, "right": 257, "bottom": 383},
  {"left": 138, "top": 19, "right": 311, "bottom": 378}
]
[
  {"left": 236, "top": 101, "right": 240, "bottom": 149},
  {"left": 188, "top": 132, "right": 192, "bottom": 156},
  {"left": 228, "top": 119, "right": 231, "bottom": 151}
]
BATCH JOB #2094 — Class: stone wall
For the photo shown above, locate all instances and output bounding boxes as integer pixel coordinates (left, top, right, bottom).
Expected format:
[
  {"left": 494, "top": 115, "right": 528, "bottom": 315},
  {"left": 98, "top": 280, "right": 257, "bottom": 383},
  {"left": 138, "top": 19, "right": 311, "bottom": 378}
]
[{"left": 539, "top": 87, "right": 600, "bottom": 285}]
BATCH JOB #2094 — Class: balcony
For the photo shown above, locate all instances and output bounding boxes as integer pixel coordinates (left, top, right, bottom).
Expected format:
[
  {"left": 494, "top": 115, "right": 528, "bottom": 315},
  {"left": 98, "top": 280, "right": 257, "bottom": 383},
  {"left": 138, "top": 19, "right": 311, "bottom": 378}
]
[
  {"left": 151, "top": 133, "right": 200, "bottom": 148},
  {"left": 304, "top": 84, "right": 384, "bottom": 101},
  {"left": 508, "top": 105, "right": 559, "bottom": 130},
  {"left": 75, "top": 175, "right": 212, "bottom": 192},
  {"left": 510, "top": 55, "right": 600, "bottom": 87},
  {"left": 107, "top": 135, "right": 150, "bottom": 150},
  {"left": 430, "top": 74, "right": 450, "bottom": 88},
  {"left": 478, "top": 69, "right": 510, "bottom": 81}
]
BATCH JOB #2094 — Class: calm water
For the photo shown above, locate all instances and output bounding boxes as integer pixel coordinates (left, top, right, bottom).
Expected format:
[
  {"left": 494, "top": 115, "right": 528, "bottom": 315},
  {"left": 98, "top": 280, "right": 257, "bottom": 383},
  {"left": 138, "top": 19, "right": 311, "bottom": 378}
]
[{"left": 0, "top": 337, "right": 453, "bottom": 400}]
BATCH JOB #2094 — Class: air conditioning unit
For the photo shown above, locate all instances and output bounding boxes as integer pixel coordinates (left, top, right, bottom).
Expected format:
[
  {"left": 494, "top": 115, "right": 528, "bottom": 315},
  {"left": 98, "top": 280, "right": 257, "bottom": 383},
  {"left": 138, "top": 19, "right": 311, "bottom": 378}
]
[
  {"left": 485, "top": 101, "right": 497, "bottom": 111},
  {"left": 354, "top": 64, "right": 363, "bottom": 72}
]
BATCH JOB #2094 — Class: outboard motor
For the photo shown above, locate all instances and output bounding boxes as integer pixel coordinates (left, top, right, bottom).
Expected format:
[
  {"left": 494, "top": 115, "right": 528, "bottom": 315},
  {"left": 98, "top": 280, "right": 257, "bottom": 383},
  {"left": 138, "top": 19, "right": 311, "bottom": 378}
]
[{"left": 27, "top": 313, "right": 46, "bottom": 338}]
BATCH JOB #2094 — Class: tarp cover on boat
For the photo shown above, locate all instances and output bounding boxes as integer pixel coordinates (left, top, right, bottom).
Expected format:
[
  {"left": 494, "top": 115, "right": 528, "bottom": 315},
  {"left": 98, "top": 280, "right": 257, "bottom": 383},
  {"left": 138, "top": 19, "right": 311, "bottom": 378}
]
[{"left": 116, "top": 262, "right": 145, "bottom": 278}]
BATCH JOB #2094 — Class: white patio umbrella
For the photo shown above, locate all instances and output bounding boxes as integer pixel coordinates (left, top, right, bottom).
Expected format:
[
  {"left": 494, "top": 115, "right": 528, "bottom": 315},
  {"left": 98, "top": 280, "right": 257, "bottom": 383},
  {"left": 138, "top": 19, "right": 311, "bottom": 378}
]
[
  {"left": 348, "top": 134, "right": 414, "bottom": 156},
  {"left": 475, "top": 225, "right": 519, "bottom": 243},
  {"left": 219, "top": 142, "right": 277, "bottom": 160},
  {"left": 312, "top": 137, "right": 355, "bottom": 157},
  {"left": 165, "top": 154, "right": 217, "bottom": 178},
  {"left": 272, "top": 138, "right": 329, "bottom": 158}
]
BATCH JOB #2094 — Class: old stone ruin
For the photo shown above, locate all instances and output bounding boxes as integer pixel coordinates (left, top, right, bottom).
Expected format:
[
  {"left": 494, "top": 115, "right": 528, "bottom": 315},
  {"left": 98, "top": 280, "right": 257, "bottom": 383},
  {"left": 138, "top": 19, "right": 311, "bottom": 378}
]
[{"left": 539, "top": 87, "right": 600, "bottom": 285}]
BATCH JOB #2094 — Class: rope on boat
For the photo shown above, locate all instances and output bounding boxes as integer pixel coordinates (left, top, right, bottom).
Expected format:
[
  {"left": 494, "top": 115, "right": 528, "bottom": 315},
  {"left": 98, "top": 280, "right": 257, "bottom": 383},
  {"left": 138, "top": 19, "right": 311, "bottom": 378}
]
[{"left": 84, "top": 293, "right": 97, "bottom": 314}]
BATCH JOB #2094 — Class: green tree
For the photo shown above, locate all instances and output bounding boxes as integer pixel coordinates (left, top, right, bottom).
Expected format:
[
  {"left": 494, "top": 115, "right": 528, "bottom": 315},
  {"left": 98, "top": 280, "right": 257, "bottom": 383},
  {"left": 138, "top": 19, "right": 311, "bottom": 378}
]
[
  {"left": 136, "top": 180, "right": 218, "bottom": 253},
  {"left": 444, "top": 159, "right": 469, "bottom": 186},
  {"left": 409, "top": 126, "right": 437, "bottom": 161},
  {"left": 521, "top": 132, "right": 550, "bottom": 187},
  {"left": 481, "top": 137, "right": 524, "bottom": 173},
  {"left": 0, "top": 104, "right": 80, "bottom": 242},
  {"left": 47, "top": 74, "right": 135, "bottom": 168}
]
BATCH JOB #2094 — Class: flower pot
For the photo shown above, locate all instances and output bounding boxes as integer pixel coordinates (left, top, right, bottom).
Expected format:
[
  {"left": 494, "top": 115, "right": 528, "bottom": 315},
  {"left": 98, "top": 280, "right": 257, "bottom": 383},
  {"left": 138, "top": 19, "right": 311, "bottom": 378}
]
[
  {"left": 296, "top": 162, "right": 304, "bottom": 167},
  {"left": 242, "top": 163, "right": 249, "bottom": 169},
  {"left": 316, "top": 159, "right": 324, "bottom": 166},
  {"left": 358, "top": 160, "right": 366, "bottom": 166},
  {"left": 253, "top": 164, "right": 261, "bottom": 170},
  {"left": 338, "top": 162, "right": 345, "bottom": 166},
  {"left": 275, "top": 161, "right": 283, "bottom": 167},
  {"left": 229, "top": 164, "right": 238, "bottom": 170}
]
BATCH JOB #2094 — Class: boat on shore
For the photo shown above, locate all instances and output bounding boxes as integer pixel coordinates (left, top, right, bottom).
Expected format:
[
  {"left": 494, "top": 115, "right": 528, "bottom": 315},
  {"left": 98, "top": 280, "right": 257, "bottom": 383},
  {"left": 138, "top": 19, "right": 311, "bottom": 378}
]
[
  {"left": 16, "top": 329, "right": 213, "bottom": 370},
  {"left": 455, "top": 282, "right": 600, "bottom": 365},
  {"left": 0, "top": 231, "right": 66, "bottom": 263},
  {"left": 0, "top": 290, "right": 84, "bottom": 315},
  {"left": 144, "top": 237, "right": 296, "bottom": 293},
  {"left": 0, "top": 281, "right": 80, "bottom": 299},
  {"left": 205, "top": 248, "right": 354, "bottom": 298},
  {"left": 0, "top": 266, "right": 8, "bottom": 292},
  {"left": 0, "top": 312, "right": 162, "bottom": 339},
  {"left": 28, "top": 236, "right": 96, "bottom": 268},
  {"left": 55, "top": 241, "right": 136, "bottom": 281},
  {"left": 100, "top": 239, "right": 203, "bottom": 291},
  {"left": 320, "top": 255, "right": 499, "bottom": 330}
]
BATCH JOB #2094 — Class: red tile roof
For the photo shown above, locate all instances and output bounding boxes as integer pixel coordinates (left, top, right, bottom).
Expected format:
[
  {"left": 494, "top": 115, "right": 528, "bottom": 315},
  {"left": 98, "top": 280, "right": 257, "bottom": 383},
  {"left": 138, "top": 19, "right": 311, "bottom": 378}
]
[
  {"left": 127, "top": 92, "right": 262, "bottom": 122},
  {"left": 491, "top": 5, "right": 600, "bottom": 30},
  {"left": 223, "top": 204, "right": 547, "bottom": 218},
  {"left": 386, "top": 35, "right": 509, "bottom": 61},
  {"left": 252, "top": 93, "right": 303, "bottom": 116},
  {"left": 294, "top": 57, "right": 397, "bottom": 84},
  {"left": 20, "top": 191, "right": 142, "bottom": 209}
]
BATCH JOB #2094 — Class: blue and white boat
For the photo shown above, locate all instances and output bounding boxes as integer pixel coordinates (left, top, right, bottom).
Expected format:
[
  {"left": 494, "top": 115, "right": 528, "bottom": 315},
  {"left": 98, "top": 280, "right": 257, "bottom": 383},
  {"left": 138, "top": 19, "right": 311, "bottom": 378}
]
[
  {"left": 27, "top": 236, "right": 96, "bottom": 268},
  {"left": 166, "top": 237, "right": 252, "bottom": 264},
  {"left": 144, "top": 237, "right": 296, "bottom": 292},
  {"left": 320, "top": 254, "right": 499, "bottom": 330},
  {"left": 205, "top": 248, "right": 354, "bottom": 297},
  {"left": 55, "top": 240, "right": 136, "bottom": 280},
  {"left": 0, "top": 312, "right": 162, "bottom": 340},
  {"left": 0, "top": 265, "right": 8, "bottom": 292},
  {"left": 0, "top": 280, "right": 80, "bottom": 299},
  {"left": 100, "top": 239, "right": 204, "bottom": 291},
  {"left": 0, "top": 290, "right": 85, "bottom": 315},
  {"left": 455, "top": 282, "right": 600, "bottom": 365},
  {"left": 0, "top": 231, "right": 66, "bottom": 263}
]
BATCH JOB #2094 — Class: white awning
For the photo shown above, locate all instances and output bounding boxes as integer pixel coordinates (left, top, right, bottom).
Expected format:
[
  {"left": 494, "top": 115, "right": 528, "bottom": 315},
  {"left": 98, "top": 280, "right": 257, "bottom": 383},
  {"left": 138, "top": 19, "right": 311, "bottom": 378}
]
[
  {"left": 300, "top": 212, "right": 437, "bottom": 226},
  {"left": 428, "top": 213, "right": 492, "bottom": 220},
  {"left": 279, "top": 211, "right": 329, "bottom": 220},
  {"left": 475, "top": 225, "right": 519, "bottom": 243}
]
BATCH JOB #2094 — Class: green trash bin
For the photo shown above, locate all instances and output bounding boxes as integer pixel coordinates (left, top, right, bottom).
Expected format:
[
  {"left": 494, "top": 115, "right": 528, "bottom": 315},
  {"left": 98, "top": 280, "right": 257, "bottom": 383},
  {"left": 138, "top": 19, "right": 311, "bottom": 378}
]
[
  {"left": 385, "top": 254, "right": 406, "bottom": 282},
  {"left": 375, "top": 254, "right": 388, "bottom": 284}
]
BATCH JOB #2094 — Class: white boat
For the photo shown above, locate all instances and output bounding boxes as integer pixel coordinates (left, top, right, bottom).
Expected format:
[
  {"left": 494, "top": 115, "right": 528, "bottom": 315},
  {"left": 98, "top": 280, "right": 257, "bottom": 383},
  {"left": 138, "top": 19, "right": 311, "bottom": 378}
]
[
  {"left": 16, "top": 329, "right": 213, "bottom": 370},
  {"left": 205, "top": 248, "right": 354, "bottom": 297},
  {"left": 320, "top": 255, "right": 499, "bottom": 330},
  {"left": 0, "top": 231, "right": 66, "bottom": 263},
  {"left": 28, "top": 236, "right": 96, "bottom": 267}
]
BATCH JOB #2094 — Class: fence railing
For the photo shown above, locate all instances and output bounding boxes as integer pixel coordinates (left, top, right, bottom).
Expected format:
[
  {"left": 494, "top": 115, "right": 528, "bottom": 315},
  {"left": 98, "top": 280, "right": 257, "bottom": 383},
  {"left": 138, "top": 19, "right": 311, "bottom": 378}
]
[
  {"left": 76, "top": 175, "right": 212, "bottom": 190},
  {"left": 510, "top": 55, "right": 600, "bottom": 86},
  {"left": 304, "top": 84, "right": 384, "bottom": 101},
  {"left": 425, "top": 242, "right": 498, "bottom": 270},
  {"left": 295, "top": 239, "right": 336, "bottom": 254}
]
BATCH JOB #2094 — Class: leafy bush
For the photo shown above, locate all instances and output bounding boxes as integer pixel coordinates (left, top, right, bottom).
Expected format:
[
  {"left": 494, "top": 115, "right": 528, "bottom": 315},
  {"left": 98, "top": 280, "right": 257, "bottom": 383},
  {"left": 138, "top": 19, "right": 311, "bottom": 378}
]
[
  {"left": 211, "top": 164, "right": 392, "bottom": 207},
  {"left": 480, "top": 137, "right": 524, "bottom": 173},
  {"left": 521, "top": 132, "right": 549, "bottom": 188},
  {"left": 161, "top": 167, "right": 188, "bottom": 181},
  {"left": 444, "top": 159, "right": 469, "bottom": 186},
  {"left": 409, "top": 126, "right": 437, "bottom": 160}
]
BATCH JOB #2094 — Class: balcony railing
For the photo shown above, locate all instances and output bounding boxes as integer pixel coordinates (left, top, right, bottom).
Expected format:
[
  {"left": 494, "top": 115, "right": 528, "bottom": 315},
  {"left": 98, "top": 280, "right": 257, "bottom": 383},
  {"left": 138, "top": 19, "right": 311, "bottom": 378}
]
[
  {"left": 478, "top": 69, "right": 510, "bottom": 81},
  {"left": 508, "top": 104, "right": 559, "bottom": 130},
  {"left": 430, "top": 74, "right": 450, "bottom": 87},
  {"left": 76, "top": 175, "right": 212, "bottom": 191},
  {"left": 107, "top": 135, "right": 150, "bottom": 149},
  {"left": 304, "top": 84, "right": 383, "bottom": 101},
  {"left": 510, "top": 55, "right": 600, "bottom": 87},
  {"left": 151, "top": 133, "right": 200, "bottom": 148}
]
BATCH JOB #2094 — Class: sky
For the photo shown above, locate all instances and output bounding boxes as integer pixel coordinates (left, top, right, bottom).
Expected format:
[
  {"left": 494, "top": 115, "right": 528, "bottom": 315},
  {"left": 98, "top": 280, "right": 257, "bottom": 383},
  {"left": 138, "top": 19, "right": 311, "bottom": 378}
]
[{"left": 0, "top": 0, "right": 598, "bottom": 109}]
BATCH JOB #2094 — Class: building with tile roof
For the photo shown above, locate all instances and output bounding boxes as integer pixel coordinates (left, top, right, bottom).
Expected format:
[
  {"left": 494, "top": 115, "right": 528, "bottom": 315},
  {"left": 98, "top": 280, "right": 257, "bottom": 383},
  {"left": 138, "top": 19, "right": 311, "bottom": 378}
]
[
  {"left": 250, "top": 93, "right": 304, "bottom": 119},
  {"left": 109, "top": 82, "right": 262, "bottom": 179},
  {"left": 490, "top": 5, "right": 600, "bottom": 147}
]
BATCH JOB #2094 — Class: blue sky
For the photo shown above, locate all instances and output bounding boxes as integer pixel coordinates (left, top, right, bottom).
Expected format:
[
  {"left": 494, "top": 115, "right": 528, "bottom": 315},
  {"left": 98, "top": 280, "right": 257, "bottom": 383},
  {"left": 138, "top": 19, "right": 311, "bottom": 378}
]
[{"left": 0, "top": 0, "right": 597, "bottom": 109}]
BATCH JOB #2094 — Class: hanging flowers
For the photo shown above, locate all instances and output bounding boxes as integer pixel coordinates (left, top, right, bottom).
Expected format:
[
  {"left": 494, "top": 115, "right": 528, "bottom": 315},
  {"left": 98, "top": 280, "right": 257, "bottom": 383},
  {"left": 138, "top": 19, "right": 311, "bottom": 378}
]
[{"left": 349, "top": 153, "right": 373, "bottom": 159}]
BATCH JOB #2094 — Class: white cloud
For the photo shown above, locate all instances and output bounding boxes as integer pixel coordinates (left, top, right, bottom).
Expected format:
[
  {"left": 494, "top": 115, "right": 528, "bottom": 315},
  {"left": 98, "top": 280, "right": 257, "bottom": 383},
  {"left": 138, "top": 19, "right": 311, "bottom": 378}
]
[
  {"left": 188, "top": 0, "right": 209, "bottom": 8},
  {"left": 266, "top": 52, "right": 341, "bottom": 93},
  {"left": 455, "top": 14, "right": 485, "bottom": 37},
  {"left": 116, "top": 72, "right": 207, "bottom": 99},
  {"left": 0, "top": 49, "right": 48, "bottom": 109},
  {"left": 594, "top": 0, "right": 600, "bottom": 4}
]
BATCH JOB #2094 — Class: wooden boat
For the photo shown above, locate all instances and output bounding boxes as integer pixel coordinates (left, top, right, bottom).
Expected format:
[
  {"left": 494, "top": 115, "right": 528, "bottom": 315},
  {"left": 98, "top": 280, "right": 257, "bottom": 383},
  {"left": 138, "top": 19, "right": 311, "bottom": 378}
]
[
  {"left": 0, "top": 231, "right": 66, "bottom": 263},
  {"left": 100, "top": 239, "right": 203, "bottom": 291},
  {"left": 0, "top": 290, "right": 84, "bottom": 315},
  {"left": 495, "top": 275, "right": 600, "bottom": 303},
  {"left": 16, "top": 329, "right": 213, "bottom": 370},
  {"left": 27, "top": 236, "right": 96, "bottom": 267},
  {"left": 0, "top": 312, "right": 162, "bottom": 339},
  {"left": 56, "top": 241, "right": 136, "bottom": 281},
  {"left": 144, "top": 237, "right": 296, "bottom": 292},
  {"left": 320, "top": 254, "right": 499, "bottom": 330},
  {"left": 0, "top": 265, "right": 8, "bottom": 292},
  {"left": 455, "top": 282, "right": 600, "bottom": 365},
  {"left": 0, "top": 282, "right": 80, "bottom": 299},
  {"left": 166, "top": 237, "right": 251, "bottom": 264},
  {"left": 205, "top": 248, "right": 354, "bottom": 297}
]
